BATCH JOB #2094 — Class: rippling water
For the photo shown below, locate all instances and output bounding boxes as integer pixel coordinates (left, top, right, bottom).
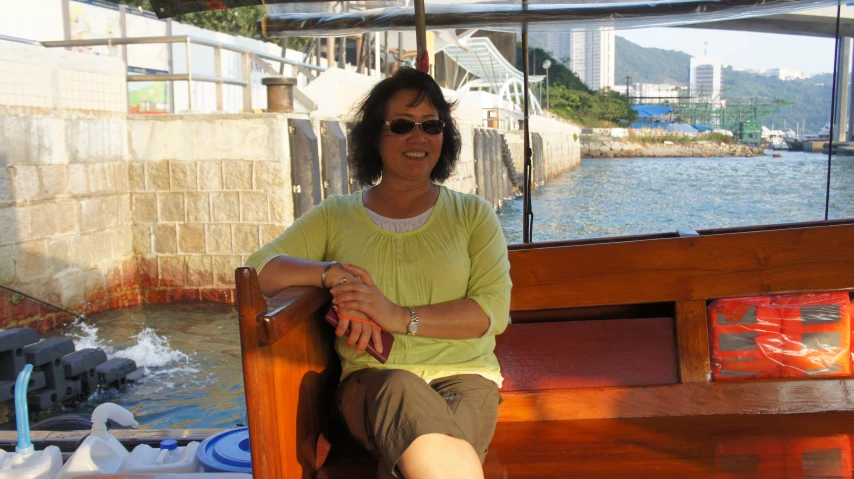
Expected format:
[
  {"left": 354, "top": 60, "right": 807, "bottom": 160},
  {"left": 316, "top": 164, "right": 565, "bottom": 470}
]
[
  {"left": 498, "top": 151, "right": 854, "bottom": 243},
  {"left": 43, "top": 303, "right": 244, "bottom": 430}
]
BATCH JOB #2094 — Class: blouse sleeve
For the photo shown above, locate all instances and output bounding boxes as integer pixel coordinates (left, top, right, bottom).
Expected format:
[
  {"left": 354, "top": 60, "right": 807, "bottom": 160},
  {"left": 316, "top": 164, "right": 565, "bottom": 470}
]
[
  {"left": 466, "top": 196, "right": 512, "bottom": 336},
  {"left": 245, "top": 197, "right": 332, "bottom": 273}
]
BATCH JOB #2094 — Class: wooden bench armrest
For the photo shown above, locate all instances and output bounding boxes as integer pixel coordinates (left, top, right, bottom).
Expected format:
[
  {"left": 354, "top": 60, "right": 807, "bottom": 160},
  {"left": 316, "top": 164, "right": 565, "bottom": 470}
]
[{"left": 235, "top": 266, "right": 339, "bottom": 479}]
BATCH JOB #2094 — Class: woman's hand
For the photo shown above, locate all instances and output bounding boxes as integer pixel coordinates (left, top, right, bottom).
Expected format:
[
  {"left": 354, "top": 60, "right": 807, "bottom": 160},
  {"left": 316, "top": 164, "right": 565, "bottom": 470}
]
[
  {"left": 334, "top": 307, "right": 384, "bottom": 356},
  {"left": 330, "top": 264, "right": 408, "bottom": 334}
]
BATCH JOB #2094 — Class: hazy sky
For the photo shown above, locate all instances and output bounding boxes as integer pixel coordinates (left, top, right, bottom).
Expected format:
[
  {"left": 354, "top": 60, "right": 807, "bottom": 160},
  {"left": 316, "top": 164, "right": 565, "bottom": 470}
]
[{"left": 617, "top": 28, "right": 837, "bottom": 75}]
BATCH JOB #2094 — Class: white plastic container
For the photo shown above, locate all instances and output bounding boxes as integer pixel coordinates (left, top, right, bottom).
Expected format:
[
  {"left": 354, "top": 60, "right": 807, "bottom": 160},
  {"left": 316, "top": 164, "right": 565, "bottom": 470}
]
[
  {"left": 122, "top": 439, "right": 201, "bottom": 473},
  {"left": 0, "top": 446, "right": 62, "bottom": 479},
  {"left": 0, "top": 365, "right": 63, "bottom": 478},
  {"left": 54, "top": 403, "right": 139, "bottom": 479}
]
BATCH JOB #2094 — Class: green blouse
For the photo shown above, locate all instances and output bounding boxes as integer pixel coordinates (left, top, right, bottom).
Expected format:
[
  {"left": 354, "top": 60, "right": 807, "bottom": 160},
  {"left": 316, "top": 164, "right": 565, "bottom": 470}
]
[{"left": 245, "top": 186, "right": 512, "bottom": 386}]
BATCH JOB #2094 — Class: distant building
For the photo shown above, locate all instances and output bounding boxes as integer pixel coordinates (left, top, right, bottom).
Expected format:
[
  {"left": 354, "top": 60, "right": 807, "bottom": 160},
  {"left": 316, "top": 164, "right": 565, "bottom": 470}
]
[
  {"left": 545, "top": 27, "right": 615, "bottom": 91},
  {"left": 763, "top": 68, "right": 807, "bottom": 81},
  {"left": 612, "top": 83, "right": 688, "bottom": 104},
  {"left": 689, "top": 56, "right": 723, "bottom": 105}
]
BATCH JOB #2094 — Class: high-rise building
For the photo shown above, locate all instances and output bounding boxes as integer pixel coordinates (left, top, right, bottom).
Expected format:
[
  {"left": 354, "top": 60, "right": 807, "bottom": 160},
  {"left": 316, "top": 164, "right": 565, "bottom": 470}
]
[
  {"left": 545, "top": 28, "right": 615, "bottom": 91},
  {"left": 689, "top": 56, "right": 723, "bottom": 104}
]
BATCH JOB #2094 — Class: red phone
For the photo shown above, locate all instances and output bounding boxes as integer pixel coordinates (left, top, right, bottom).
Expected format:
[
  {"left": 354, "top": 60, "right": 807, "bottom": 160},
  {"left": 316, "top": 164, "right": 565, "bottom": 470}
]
[{"left": 323, "top": 307, "right": 394, "bottom": 363}]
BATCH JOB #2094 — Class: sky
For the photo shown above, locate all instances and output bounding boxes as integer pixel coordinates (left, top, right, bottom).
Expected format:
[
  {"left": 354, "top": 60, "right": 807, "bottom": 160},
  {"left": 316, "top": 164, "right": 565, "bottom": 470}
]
[{"left": 617, "top": 28, "right": 837, "bottom": 76}]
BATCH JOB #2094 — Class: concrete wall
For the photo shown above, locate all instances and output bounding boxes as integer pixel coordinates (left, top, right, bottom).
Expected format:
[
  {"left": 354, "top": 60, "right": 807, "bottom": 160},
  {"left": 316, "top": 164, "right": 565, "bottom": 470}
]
[
  {"left": 0, "top": 40, "right": 135, "bottom": 332},
  {"left": 127, "top": 113, "right": 294, "bottom": 303}
]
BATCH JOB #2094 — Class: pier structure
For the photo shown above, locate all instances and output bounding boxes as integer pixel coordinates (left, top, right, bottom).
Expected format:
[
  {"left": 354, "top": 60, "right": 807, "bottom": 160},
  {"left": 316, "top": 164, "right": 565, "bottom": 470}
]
[{"left": 687, "top": 5, "right": 854, "bottom": 142}]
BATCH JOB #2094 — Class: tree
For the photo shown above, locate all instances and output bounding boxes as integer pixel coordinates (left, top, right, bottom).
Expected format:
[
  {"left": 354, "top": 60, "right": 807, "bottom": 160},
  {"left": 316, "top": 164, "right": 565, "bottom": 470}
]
[{"left": 103, "top": 1, "right": 311, "bottom": 50}]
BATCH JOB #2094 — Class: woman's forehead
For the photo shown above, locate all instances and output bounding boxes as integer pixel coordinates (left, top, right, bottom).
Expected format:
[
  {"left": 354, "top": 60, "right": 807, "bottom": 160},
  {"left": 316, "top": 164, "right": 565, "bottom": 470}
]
[{"left": 386, "top": 89, "right": 437, "bottom": 116}]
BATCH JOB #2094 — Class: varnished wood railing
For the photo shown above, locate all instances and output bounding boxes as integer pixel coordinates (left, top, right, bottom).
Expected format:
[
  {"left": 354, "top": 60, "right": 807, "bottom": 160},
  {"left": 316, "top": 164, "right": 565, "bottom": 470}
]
[
  {"left": 236, "top": 221, "right": 854, "bottom": 477},
  {"left": 236, "top": 267, "right": 335, "bottom": 479}
]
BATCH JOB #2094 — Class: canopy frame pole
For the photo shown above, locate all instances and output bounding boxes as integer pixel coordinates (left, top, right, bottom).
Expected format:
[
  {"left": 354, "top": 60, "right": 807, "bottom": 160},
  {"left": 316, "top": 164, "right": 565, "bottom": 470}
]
[
  {"left": 414, "top": 0, "right": 427, "bottom": 71},
  {"left": 522, "top": 0, "right": 533, "bottom": 243}
]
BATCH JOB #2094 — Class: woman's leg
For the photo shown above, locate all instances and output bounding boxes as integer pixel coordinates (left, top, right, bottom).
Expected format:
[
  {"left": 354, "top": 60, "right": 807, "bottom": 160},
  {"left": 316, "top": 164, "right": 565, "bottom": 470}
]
[
  {"left": 336, "top": 369, "right": 485, "bottom": 479},
  {"left": 397, "top": 375, "right": 501, "bottom": 479}
]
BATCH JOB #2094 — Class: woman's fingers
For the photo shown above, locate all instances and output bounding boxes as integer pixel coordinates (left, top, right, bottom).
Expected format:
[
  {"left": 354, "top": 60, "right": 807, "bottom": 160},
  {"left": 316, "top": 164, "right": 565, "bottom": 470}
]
[
  {"left": 334, "top": 317, "right": 349, "bottom": 337},
  {"left": 347, "top": 320, "right": 362, "bottom": 346},
  {"left": 332, "top": 291, "right": 369, "bottom": 305},
  {"left": 342, "top": 264, "right": 376, "bottom": 287},
  {"left": 355, "top": 325, "right": 372, "bottom": 355},
  {"left": 371, "top": 325, "right": 383, "bottom": 355}
]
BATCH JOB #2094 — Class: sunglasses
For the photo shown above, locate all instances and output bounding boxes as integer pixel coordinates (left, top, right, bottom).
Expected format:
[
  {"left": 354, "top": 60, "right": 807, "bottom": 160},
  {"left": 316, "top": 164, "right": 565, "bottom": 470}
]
[{"left": 384, "top": 119, "right": 445, "bottom": 136}]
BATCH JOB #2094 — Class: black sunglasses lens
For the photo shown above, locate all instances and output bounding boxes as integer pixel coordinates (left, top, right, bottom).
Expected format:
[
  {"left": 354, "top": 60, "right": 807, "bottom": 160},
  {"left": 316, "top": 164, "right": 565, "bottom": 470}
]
[
  {"left": 389, "top": 119, "right": 416, "bottom": 134},
  {"left": 421, "top": 120, "right": 444, "bottom": 135}
]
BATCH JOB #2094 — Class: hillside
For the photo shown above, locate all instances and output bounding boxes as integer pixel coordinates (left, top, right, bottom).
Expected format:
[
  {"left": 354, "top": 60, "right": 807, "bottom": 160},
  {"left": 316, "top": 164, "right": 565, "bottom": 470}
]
[
  {"left": 615, "top": 36, "right": 832, "bottom": 134},
  {"left": 615, "top": 36, "right": 689, "bottom": 85}
]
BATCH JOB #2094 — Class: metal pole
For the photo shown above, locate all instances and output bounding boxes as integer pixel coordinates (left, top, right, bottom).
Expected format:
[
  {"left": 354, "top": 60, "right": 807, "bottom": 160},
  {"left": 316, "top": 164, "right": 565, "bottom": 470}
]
[
  {"left": 414, "top": 0, "right": 427, "bottom": 71},
  {"left": 242, "top": 52, "right": 252, "bottom": 113},
  {"left": 119, "top": 5, "right": 128, "bottom": 66},
  {"left": 546, "top": 69, "right": 550, "bottom": 110},
  {"left": 61, "top": 0, "right": 71, "bottom": 51},
  {"left": 384, "top": 31, "right": 390, "bottom": 76},
  {"left": 186, "top": 37, "right": 193, "bottom": 112},
  {"left": 166, "top": 19, "right": 175, "bottom": 114},
  {"left": 215, "top": 45, "right": 223, "bottom": 111},
  {"left": 522, "top": 0, "right": 533, "bottom": 243}
]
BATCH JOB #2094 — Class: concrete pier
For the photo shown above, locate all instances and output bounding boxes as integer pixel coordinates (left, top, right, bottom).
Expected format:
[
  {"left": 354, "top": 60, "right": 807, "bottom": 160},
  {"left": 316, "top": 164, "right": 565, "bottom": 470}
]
[{"left": 803, "top": 141, "right": 827, "bottom": 153}]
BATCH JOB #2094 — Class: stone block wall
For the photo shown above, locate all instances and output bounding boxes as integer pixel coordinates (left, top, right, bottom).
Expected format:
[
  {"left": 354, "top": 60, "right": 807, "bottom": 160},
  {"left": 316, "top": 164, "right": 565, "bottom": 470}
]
[
  {"left": 504, "top": 116, "right": 582, "bottom": 189},
  {"left": 0, "top": 41, "right": 135, "bottom": 332},
  {"left": 127, "top": 114, "right": 293, "bottom": 304}
]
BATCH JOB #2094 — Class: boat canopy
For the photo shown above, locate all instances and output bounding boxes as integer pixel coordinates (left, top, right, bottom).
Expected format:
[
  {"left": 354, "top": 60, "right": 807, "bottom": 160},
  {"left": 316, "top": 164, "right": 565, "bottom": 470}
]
[{"left": 151, "top": 0, "right": 839, "bottom": 36}]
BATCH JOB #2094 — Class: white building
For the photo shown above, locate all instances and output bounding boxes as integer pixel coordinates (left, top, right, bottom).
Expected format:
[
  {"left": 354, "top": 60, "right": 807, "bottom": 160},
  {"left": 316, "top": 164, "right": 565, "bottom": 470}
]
[
  {"left": 611, "top": 83, "right": 688, "bottom": 104},
  {"left": 545, "top": 28, "right": 615, "bottom": 91},
  {"left": 763, "top": 68, "right": 807, "bottom": 81},
  {"left": 689, "top": 56, "right": 723, "bottom": 104}
]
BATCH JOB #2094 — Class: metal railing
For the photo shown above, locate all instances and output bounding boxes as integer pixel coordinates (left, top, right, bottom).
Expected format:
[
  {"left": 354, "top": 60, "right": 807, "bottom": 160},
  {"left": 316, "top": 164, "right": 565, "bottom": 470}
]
[
  {"left": 0, "top": 34, "right": 42, "bottom": 46},
  {"left": 32, "top": 35, "right": 326, "bottom": 113}
]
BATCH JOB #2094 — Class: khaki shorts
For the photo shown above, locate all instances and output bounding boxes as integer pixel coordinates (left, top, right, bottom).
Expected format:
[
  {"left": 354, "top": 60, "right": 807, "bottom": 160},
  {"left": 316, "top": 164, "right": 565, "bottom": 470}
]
[{"left": 336, "top": 368, "right": 502, "bottom": 479}]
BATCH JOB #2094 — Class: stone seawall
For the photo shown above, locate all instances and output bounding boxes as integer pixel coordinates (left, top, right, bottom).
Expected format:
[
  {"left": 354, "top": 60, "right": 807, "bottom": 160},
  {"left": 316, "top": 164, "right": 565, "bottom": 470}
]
[{"left": 582, "top": 139, "right": 765, "bottom": 158}]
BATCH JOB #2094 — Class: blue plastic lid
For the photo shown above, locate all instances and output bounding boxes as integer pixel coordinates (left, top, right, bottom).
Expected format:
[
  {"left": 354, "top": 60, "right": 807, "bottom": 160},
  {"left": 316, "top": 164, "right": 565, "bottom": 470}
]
[
  {"left": 197, "top": 427, "right": 252, "bottom": 473},
  {"left": 160, "top": 439, "right": 178, "bottom": 451}
]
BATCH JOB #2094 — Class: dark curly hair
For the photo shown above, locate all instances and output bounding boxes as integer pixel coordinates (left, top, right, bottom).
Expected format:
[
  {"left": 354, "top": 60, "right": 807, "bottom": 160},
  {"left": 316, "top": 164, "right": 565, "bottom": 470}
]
[{"left": 347, "top": 68, "right": 461, "bottom": 186}]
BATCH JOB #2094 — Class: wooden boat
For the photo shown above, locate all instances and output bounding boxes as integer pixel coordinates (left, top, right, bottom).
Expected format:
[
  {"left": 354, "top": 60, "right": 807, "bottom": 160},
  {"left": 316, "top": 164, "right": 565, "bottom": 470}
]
[{"left": 150, "top": 1, "right": 854, "bottom": 477}]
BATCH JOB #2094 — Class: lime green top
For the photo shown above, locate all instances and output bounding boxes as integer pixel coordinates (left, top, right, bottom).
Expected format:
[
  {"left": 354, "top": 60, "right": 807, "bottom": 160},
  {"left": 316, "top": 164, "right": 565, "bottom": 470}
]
[{"left": 245, "top": 186, "right": 512, "bottom": 386}]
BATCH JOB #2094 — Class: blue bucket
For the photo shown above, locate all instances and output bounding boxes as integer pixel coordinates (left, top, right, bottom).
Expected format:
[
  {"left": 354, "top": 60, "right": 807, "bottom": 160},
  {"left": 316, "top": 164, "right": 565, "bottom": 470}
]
[{"left": 197, "top": 427, "right": 252, "bottom": 473}]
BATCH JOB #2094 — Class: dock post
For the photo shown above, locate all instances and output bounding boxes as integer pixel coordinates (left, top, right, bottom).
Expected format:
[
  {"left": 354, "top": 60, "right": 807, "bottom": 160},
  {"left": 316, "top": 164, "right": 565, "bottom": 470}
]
[{"left": 834, "top": 37, "right": 851, "bottom": 142}]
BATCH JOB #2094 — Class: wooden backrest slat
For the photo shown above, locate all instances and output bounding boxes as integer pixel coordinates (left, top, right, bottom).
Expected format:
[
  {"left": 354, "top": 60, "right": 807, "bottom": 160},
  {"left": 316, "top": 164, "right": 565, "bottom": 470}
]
[{"left": 509, "top": 223, "right": 854, "bottom": 311}]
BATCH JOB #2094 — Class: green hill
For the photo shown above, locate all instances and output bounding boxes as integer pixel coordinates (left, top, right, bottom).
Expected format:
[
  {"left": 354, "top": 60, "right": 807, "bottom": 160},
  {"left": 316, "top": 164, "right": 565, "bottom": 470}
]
[
  {"left": 615, "top": 36, "right": 833, "bottom": 134},
  {"left": 615, "top": 36, "right": 689, "bottom": 85}
]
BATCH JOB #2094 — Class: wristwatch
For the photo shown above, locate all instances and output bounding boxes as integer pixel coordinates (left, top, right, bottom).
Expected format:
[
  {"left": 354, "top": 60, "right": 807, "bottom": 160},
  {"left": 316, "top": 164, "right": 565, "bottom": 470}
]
[{"left": 406, "top": 306, "right": 419, "bottom": 335}]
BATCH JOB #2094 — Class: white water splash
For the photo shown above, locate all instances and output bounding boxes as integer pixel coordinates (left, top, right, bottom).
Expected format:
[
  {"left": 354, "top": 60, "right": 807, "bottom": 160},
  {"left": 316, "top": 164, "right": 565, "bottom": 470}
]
[
  {"left": 67, "top": 319, "right": 112, "bottom": 353},
  {"left": 65, "top": 320, "right": 190, "bottom": 370},
  {"left": 112, "top": 328, "right": 190, "bottom": 368}
]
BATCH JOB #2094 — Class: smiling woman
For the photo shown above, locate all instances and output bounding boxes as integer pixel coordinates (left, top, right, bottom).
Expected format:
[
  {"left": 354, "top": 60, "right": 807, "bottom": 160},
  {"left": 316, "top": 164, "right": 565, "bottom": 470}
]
[{"left": 245, "top": 67, "right": 512, "bottom": 479}]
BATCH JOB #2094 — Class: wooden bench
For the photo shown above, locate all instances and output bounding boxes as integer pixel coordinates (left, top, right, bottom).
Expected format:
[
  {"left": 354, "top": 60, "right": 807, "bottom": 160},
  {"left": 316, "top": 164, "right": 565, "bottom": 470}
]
[{"left": 236, "top": 219, "right": 854, "bottom": 478}]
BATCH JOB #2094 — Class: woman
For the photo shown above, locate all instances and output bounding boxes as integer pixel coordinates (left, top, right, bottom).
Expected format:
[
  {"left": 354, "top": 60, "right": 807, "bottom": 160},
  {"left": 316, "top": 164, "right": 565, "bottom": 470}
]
[{"left": 246, "top": 68, "right": 511, "bottom": 479}]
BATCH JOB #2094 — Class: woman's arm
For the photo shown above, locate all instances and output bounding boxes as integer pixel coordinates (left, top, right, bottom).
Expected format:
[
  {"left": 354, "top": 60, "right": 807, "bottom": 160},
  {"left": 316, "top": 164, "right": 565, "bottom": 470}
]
[
  {"left": 257, "top": 255, "right": 354, "bottom": 297},
  {"left": 330, "top": 265, "right": 491, "bottom": 339}
]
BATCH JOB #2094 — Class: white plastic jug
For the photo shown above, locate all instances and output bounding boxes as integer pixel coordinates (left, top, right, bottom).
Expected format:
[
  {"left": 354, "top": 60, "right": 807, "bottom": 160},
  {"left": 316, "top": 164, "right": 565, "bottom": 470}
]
[
  {"left": 54, "top": 403, "right": 139, "bottom": 479},
  {"left": 122, "top": 439, "right": 201, "bottom": 473},
  {"left": 0, "top": 365, "right": 63, "bottom": 479},
  {"left": 0, "top": 446, "right": 62, "bottom": 479}
]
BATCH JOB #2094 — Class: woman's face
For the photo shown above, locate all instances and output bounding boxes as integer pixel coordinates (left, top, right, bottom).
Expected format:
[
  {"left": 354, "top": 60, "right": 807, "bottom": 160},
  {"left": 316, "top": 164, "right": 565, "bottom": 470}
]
[{"left": 377, "top": 89, "right": 444, "bottom": 184}]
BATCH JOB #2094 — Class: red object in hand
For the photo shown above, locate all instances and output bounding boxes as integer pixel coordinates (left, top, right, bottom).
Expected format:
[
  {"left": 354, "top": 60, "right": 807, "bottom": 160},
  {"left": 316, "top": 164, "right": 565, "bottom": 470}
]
[{"left": 324, "top": 307, "right": 394, "bottom": 363}]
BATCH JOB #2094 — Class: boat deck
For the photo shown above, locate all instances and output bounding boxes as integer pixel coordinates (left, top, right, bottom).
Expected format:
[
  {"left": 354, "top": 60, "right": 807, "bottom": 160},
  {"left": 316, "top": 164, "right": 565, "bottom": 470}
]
[{"left": 319, "top": 412, "right": 854, "bottom": 478}]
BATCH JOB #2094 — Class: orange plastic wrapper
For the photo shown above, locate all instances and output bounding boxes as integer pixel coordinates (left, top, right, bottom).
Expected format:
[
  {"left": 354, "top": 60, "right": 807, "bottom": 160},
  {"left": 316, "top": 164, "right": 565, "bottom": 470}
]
[{"left": 709, "top": 292, "right": 851, "bottom": 381}]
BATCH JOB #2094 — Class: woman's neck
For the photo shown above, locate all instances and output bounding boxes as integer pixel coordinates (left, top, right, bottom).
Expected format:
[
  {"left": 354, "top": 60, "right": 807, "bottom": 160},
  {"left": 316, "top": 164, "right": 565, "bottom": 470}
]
[{"left": 365, "top": 180, "right": 440, "bottom": 219}]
